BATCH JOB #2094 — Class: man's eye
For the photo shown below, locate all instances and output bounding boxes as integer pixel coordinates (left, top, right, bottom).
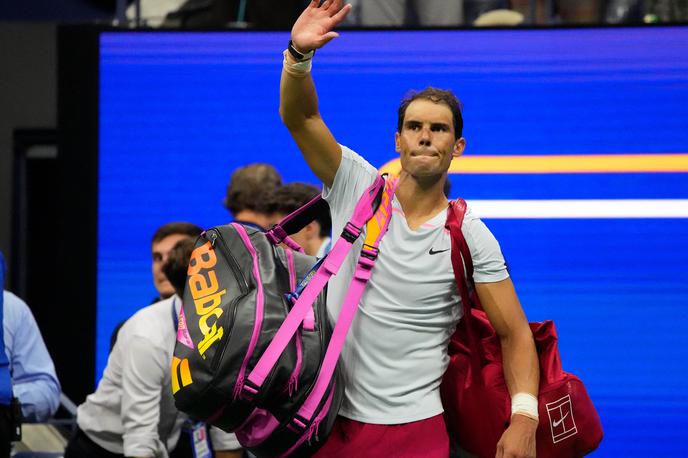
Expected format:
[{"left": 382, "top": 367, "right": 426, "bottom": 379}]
[{"left": 153, "top": 254, "right": 162, "bottom": 262}]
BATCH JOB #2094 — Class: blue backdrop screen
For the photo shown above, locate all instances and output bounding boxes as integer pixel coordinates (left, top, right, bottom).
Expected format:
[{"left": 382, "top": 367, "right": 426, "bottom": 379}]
[{"left": 99, "top": 27, "right": 688, "bottom": 456}]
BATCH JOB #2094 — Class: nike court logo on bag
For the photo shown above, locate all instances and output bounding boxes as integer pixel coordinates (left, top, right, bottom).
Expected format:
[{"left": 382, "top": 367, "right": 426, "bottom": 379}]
[
  {"left": 429, "top": 248, "right": 449, "bottom": 255},
  {"left": 552, "top": 412, "right": 569, "bottom": 428}
]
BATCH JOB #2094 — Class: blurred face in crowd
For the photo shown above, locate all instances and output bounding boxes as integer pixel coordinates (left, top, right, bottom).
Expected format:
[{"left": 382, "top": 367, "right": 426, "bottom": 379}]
[
  {"left": 152, "top": 233, "right": 192, "bottom": 298},
  {"left": 288, "top": 223, "right": 314, "bottom": 256}
]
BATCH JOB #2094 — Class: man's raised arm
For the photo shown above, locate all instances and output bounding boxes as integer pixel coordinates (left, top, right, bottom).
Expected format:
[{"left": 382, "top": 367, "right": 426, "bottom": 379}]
[{"left": 280, "top": 0, "right": 351, "bottom": 188}]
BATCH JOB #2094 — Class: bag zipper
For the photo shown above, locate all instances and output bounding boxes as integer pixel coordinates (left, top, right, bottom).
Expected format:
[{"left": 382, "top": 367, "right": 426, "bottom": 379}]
[
  {"left": 231, "top": 223, "right": 267, "bottom": 400},
  {"left": 284, "top": 249, "right": 303, "bottom": 397},
  {"left": 207, "top": 228, "right": 249, "bottom": 372}
]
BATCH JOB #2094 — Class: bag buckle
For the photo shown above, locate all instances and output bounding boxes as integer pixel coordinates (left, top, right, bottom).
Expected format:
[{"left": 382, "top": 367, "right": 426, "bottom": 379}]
[{"left": 341, "top": 222, "right": 361, "bottom": 243}]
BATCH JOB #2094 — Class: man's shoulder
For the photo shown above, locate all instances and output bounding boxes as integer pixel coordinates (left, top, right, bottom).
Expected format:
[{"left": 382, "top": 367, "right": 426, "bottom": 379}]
[
  {"left": 456, "top": 203, "right": 482, "bottom": 229},
  {"left": 339, "top": 144, "right": 376, "bottom": 173},
  {"left": 325, "top": 144, "right": 378, "bottom": 200}
]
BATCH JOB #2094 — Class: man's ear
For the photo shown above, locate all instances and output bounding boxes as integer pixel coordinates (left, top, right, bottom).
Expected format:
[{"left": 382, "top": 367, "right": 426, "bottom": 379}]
[
  {"left": 453, "top": 137, "right": 466, "bottom": 159},
  {"left": 395, "top": 131, "right": 401, "bottom": 154}
]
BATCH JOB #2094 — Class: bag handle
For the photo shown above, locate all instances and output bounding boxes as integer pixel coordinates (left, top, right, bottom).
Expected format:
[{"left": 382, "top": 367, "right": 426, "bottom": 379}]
[
  {"left": 243, "top": 174, "right": 390, "bottom": 397},
  {"left": 265, "top": 196, "right": 330, "bottom": 248},
  {"left": 446, "top": 199, "right": 485, "bottom": 386}
]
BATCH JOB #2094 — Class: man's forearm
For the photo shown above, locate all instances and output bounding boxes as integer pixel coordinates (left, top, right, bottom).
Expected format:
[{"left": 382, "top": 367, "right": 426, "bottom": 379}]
[
  {"left": 476, "top": 279, "right": 539, "bottom": 413},
  {"left": 501, "top": 328, "right": 539, "bottom": 408}
]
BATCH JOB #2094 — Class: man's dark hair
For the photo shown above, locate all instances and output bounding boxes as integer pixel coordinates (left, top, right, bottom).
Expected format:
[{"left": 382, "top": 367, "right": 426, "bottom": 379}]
[
  {"left": 397, "top": 87, "right": 464, "bottom": 139},
  {"left": 224, "top": 163, "right": 282, "bottom": 216},
  {"left": 162, "top": 238, "right": 196, "bottom": 298},
  {"left": 151, "top": 222, "right": 203, "bottom": 244},
  {"left": 265, "top": 183, "right": 332, "bottom": 237}
]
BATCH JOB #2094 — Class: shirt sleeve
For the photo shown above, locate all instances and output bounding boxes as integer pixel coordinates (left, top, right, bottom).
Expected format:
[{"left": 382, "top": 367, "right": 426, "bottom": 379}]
[
  {"left": 462, "top": 214, "right": 510, "bottom": 284},
  {"left": 121, "top": 334, "right": 167, "bottom": 458},
  {"left": 322, "top": 145, "right": 378, "bottom": 225},
  {"left": 3, "top": 292, "right": 61, "bottom": 423},
  {"left": 209, "top": 426, "right": 242, "bottom": 451}
]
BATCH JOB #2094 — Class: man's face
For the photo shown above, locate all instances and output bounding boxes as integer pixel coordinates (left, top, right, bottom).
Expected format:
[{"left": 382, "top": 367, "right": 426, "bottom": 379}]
[
  {"left": 395, "top": 99, "right": 465, "bottom": 179},
  {"left": 152, "top": 233, "right": 191, "bottom": 299}
]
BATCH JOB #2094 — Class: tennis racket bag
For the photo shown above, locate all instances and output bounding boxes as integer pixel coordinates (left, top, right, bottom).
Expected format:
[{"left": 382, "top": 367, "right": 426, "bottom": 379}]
[{"left": 173, "top": 175, "right": 397, "bottom": 457}]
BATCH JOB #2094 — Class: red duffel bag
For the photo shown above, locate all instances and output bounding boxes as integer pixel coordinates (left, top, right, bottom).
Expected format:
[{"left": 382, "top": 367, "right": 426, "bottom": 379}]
[{"left": 441, "top": 199, "right": 603, "bottom": 458}]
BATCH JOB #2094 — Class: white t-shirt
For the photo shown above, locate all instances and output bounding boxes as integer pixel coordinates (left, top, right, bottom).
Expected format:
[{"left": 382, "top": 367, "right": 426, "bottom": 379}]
[
  {"left": 323, "top": 146, "right": 509, "bottom": 424},
  {"left": 77, "top": 296, "right": 240, "bottom": 457}
]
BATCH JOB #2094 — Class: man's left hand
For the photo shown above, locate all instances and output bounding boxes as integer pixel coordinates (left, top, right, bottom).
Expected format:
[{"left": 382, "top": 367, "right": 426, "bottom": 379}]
[{"left": 496, "top": 413, "right": 538, "bottom": 458}]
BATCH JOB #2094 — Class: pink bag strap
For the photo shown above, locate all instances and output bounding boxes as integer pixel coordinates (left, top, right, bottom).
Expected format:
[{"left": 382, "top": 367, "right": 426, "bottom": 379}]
[
  {"left": 243, "top": 175, "right": 391, "bottom": 398},
  {"left": 290, "top": 176, "right": 397, "bottom": 427}
]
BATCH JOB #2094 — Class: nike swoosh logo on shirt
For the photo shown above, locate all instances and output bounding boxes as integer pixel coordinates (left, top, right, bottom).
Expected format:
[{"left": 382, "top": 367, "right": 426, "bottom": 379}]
[
  {"left": 428, "top": 248, "right": 449, "bottom": 255},
  {"left": 552, "top": 412, "right": 569, "bottom": 428}
]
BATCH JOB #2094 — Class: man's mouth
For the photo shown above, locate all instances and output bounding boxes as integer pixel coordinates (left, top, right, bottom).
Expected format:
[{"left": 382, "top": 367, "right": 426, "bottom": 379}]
[{"left": 411, "top": 150, "right": 439, "bottom": 157}]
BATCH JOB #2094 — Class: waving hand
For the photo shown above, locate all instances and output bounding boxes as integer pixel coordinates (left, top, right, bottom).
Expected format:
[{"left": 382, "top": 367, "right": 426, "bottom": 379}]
[{"left": 291, "top": 0, "right": 352, "bottom": 52}]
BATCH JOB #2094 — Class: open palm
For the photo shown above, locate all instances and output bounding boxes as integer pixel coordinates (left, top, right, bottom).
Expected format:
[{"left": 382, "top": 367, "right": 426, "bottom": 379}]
[{"left": 291, "top": 0, "right": 352, "bottom": 52}]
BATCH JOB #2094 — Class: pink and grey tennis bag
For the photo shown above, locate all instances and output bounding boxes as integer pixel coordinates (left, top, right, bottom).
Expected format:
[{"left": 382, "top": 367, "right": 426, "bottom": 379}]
[{"left": 172, "top": 175, "right": 396, "bottom": 457}]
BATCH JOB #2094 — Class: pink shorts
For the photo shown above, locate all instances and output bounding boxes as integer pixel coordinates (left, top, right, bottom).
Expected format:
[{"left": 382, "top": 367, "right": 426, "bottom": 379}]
[{"left": 313, "top": 414, "right": 449, "bottom": 458}]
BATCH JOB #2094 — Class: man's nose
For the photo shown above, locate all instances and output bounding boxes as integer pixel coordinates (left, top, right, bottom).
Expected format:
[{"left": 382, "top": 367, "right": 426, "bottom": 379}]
[{"left": 419, "top": 126, "right": 431, "bottom": 146}]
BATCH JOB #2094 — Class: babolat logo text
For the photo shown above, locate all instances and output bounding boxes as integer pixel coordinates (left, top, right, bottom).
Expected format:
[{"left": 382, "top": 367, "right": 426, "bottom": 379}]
[
  {"left": 171, "top": 356, "right": 193, "bottom": 394},
  {"left": 188, "top": 241, "right": 227, "bottom": 358}
]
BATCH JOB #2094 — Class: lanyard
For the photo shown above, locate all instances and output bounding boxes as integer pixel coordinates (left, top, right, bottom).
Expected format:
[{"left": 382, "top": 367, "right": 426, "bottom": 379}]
[{"left": 171, "top": 296, "right": 179, "bottom": 333}]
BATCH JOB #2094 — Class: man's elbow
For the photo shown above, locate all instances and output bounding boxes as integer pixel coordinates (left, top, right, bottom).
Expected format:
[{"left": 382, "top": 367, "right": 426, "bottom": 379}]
[
  {"left": 16, "top": 380, "right": 61, "bottom": 423},
  {"left": 280, "top": 105, "right": 305, "bottom": 132},
  {"left": 22, "top": 397, "right": 59, "bottom": 423},
  {"left": 279, "top": 105, "right": 291, "bottom": 127}
]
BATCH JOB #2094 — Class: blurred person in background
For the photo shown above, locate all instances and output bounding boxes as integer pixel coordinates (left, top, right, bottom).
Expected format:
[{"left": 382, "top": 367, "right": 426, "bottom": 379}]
[
  {"left": 150, "top": 223, "right": 204, "bottom": 301},
  {"left": 606, "top": 0, "right": 688, "bottom": 23},
  {"left": 66, "top": 237, "right": 242, "bottom": 458},
  {"left": 223, "top": 163, "right": 283, "bottom": 231},
  {"left": 356, "top": 0, "right": 465, "bottom": 26},
  {"left": 0, "top": 252, "right": 61, "bottom": 457},
  {"left": 266, "top": 182, "right": 332, "bottom": 257},
  {"left": 110, "top": 222, "right": 203, "bottom": 351},
  {"left": 347, "top": 0, "right": 511, "bottom": 26},
  {"left": 162, "top": 0, "right": 309, "bottom": 28}
]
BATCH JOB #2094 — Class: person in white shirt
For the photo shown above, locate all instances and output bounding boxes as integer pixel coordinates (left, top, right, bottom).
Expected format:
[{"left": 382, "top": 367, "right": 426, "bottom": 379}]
[
  {"left": 278, "top": 2, "right": 540, "bottom": 457},
  {"left": 66, "top": 238, "right": 242, "bottom": 458}
]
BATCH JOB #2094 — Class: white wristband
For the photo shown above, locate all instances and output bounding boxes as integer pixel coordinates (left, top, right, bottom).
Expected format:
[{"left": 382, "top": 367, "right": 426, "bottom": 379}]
[
  {"left": 283, "top": 49, "right": 312, "bottom": 77},
  {"left": 511, "top": 392, "right": 539, "bottom": 421}
]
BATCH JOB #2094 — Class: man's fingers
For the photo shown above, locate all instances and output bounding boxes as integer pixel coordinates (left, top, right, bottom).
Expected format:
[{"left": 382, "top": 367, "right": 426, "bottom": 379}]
[
  {"left": 320, "top": 31, "right": 340, "bottom": 46},
  {"left": 330, "top": 0, "right": 343, "bottom": 13},
  {"left": 320, "top": 0, "right": 333, "bottom": 10},
  {"left": 331, "top": 2, "right": 352, "bottom": 24}
]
